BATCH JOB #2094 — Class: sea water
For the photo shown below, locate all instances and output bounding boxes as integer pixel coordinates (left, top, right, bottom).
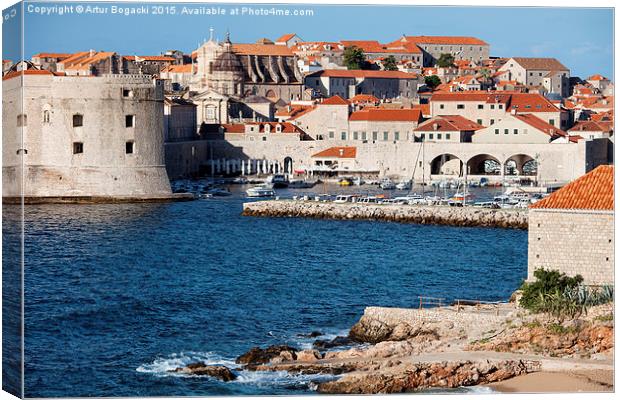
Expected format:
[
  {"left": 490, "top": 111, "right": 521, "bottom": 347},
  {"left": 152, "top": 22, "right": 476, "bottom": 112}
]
[{"left": 4, "top": 185, "right": 527, "bottom": 397}]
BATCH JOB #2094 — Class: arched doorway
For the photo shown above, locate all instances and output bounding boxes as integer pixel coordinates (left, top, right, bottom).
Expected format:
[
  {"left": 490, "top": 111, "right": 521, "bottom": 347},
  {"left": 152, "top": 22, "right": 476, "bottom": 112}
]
[
  {"left": 504, "top": 154, "right": 537, "bottom": 176},
  {"left": 430, "top": 154, "right": 463, "bottom": 176},
  {"left": 283, "top": 157, "right": 293, "bottom": 174},
  {"left": 466, "top": 154, "right": 501, "bottom": 175}
]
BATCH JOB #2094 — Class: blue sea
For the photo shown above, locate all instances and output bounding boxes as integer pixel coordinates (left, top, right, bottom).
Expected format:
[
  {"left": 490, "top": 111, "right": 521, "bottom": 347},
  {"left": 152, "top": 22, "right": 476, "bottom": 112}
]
[{"left": 4, "top": 184, "right": 527, "bottom": 397}]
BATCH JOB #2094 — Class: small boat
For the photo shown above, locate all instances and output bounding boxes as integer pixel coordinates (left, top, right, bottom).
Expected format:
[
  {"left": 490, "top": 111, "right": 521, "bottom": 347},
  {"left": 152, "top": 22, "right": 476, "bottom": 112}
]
[
  {"left": 232, "top": 177, "right": 249, "bottom": 184},
  {"left": 246, "top": 185, "right": 275, "bottom": 197},
  {"left": 352, "top": 177, "right": 364, "bottom": 186},
  {"left": 395, "top": 180, "right": 412, "bottom": 190},
  {"left": 379, "top": 178, "right": 396, "bottom": 190},
  {"left": 334, "top": 195, "right": 354, "bottom": 203},
  {"left": 207, "top": 187, "right": 232, "bottom": 196},
  {"left": 266, "top": 174, "right": 289, "bottom": 188},
  {"left": 338, "top": 177, "right": 353, "bottom": 186},
  {"left": 288, "top": 179, "right": 316, "bottom": 189}
]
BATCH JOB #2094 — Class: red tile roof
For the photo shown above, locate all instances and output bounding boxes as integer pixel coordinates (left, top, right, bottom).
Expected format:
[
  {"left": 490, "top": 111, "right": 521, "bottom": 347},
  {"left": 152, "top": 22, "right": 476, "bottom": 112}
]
[
  {"left": 221, "top": 122, "right": 304, "bottom": 134},
  {"left": 309, "top": 69, "right": 418, "bottom": 79},
  {"left": 32, "top": 53, "right": 73, "bottom": 59},
  {"left": 321, "top": 95, "right": 349, "bottom": 105},
  {"left": 513, "top": 114, "right": 566, "bottom": 137},
  {"left": 161, "top": 64, "right": 193, "bottom": 73},
  {"left": 511, "top": 57, "right": 568, "bottom": 71},
  {"left": 350, "top": 108, "right": 422, "bottom": 122},
  {"left": 349, "top": 94, "right": 380, "bottom": 104},
  {"left": 275, "top": 104, "right": 315, "bottom": 119},
  {"left": 2, "top": 69, "right": 53, "bottom": 80},
  {"left": 231, "top": 44, "right": 293, "bottom": 56},
  {"left": 276, "top": 33, "right": 297, "bottom": 43},
  {"left": 430, "top": 91, "right": 560, "bottom": 112},
  {"left": 312, "top": 146, "right": 357, "bottom": 158},
  {"left": 123, "top": 55, "right": 176, "bottom": 62},
  {"left": 530, "top": 165, "right": 613, "bottom": 210},
  {"left": 587, "top": 74, "right": 607, "bottom": 81},
  {"left": 414, "top": 115, "right": 484, "bottom": 132},
  {"left": 568, "top": 120, "right": 614, "bottom": 133},
  {"left": 396, "top": 36, "right": 488, "bottom": 46}
]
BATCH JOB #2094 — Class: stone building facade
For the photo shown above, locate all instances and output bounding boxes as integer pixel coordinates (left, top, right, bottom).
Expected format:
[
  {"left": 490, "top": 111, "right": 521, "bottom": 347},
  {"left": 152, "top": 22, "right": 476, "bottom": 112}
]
[
  {"left": 528, "top": 165, "right": 614, "bottom": 285},
  {"left": 2, "top": 72, "right": 172, "bottom": 198},
  {"left": 389, "top": 36, "right": 490, "bottom": 66},
  {"left": 305, "top": 69, "right": 420, "bottom": 99},
  {"left": 498, "top": 58, "right": 570, "bottom": 97}
]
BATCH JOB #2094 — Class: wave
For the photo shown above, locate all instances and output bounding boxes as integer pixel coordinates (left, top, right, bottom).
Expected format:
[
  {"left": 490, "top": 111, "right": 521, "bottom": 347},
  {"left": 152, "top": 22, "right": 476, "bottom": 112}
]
[{"left": 136, "top": 351, "right": 236, "bottom": 377}]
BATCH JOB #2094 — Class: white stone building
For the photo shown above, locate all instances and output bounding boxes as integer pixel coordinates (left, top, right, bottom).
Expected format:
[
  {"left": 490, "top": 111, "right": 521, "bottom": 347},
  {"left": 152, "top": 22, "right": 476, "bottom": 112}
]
[
  {"left": 528, "top": 165, "right": 614, "bottom": 285},
  {"left": 498, "top": 57, "right": 570, "bottom": 97}
]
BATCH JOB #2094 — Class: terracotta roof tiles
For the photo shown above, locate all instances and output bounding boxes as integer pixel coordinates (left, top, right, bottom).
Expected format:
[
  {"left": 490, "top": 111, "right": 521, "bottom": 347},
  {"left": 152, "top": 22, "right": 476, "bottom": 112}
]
[{"left": 312, "top": 146, "right": 357, "bottom": 158}]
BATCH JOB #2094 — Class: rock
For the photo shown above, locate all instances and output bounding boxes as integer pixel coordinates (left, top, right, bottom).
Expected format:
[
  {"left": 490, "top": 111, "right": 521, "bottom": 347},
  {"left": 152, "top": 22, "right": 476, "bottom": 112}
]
[
  {"left": 296, "top": 349, "right": 322, "bottom": 362},
  {"left": 236, "top": 345, "right": 298, "bottom": 365},
  {"left": 313, "top": 336, "right": 356, "bottom": 350},
  {"left": 297, "top": 331, "right": 323, "bottom": 338},
  {"left": 349, "top": 317, "right": 393, "bottom": 343},
  {"left": 171, "top": 362, "right": 237, "bottom": 381}
]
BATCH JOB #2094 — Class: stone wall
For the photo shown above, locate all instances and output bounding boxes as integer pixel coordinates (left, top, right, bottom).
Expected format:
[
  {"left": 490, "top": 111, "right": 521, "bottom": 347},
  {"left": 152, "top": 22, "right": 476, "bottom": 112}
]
[
  {"left": 528, "top": 209, "right": 614, "bottom": 285},
  {"left": 2, "top": 74, "right": 172, "bottom": 198}
]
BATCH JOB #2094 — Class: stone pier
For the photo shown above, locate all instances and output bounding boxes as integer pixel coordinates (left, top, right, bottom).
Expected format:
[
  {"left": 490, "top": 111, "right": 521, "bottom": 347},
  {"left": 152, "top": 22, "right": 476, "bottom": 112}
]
[{"left": 242, "top": 200, "right": 528, "bottom": 229}]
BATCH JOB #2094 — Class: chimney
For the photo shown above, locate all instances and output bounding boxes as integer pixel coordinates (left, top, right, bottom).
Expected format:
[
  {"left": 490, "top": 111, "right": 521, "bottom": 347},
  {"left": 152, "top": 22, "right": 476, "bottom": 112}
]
[
  {"left": 339, "top": 148, "right": 344, "bottom": 156},
  {"left": 433, "top": 123, "right": 439, "bottom": 131},
  {"left": 90, "top": 49, "right": 96, "bottom": 57}
]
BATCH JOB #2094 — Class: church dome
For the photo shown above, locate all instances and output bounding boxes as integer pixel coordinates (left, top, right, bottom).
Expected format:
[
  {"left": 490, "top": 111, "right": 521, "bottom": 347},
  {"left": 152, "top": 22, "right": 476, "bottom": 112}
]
[{"left": 212, "top": 50, "right": 243, "bottom": 73}]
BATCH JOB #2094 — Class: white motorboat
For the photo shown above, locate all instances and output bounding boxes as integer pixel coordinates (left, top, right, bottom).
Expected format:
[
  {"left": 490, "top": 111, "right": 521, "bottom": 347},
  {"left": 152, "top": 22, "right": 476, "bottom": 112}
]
[
  {"left": 395, "top": 180, "right": 412, "bottom": 190},
  {"left": 266, "top": 174, "right": 289, "bottom": 188},
  {"left": 246, "top": 185, "right": 275, "bottom": 197},
  {"left": 379, "top": 178, "right": 396, "bottom": 190}
]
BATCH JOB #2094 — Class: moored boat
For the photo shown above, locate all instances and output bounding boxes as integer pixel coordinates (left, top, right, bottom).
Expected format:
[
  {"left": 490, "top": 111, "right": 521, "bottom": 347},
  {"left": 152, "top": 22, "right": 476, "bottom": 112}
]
[{"left": 246, "top": 185, "right": 275, "bottom": 198}]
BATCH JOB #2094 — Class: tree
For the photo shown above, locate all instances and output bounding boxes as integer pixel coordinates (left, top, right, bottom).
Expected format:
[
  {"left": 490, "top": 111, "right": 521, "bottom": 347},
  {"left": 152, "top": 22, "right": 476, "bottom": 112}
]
[
  {"left": 424, "top": 75, "right": 441, "bottom": 89},
  {"left": 436, "top": 53, "right": 455, "bottom": 68},
  {"left": 382, "top": 55, "right": 398, "bottom": 71},
  {"left": 343, "top": 46, "right": 366, "bottom": 70}
]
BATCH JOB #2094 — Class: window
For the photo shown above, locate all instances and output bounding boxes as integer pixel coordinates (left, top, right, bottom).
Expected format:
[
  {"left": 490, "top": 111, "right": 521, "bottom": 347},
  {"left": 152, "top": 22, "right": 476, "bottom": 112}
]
[
  {"left": 125, "top": 141, "right": 134, "bottom": 154},
  {"left": 477, "top": 119, "right": 482, "bottom": 125},
  {"left": 477, "top": 104, "right": 483, "bottom": 109},
  {"left": 394, "top": 132, "right": 400, "bottom": 141},
  {"left": 549, "top": 119, "right": 555, "bottom": 126},
  {"left": 513, "top": 129, "right": 518, "bottom": 135},
  {"left": 437, "top": 133, "right": 442, "bottom": 140},
  {"left": 498, "top": 104, "right": 503, "bottom": 109},
  {"left": 353, "top": 131, "right": 358, "bottom": 140},
  {"left": 383, "top": 131, "right": 388, "bottom": 141},
  {"left": 490, "top": 105, "right": 495, "bottom": 110},
  {"left": 73, "top": 114, "right": 83, "bottom": 127},
  {"left": 446, "top": 133, "right": 451, "bottom": 140},
  {"left": 43, "top": 110, "right": 50, "bottom": 123},
  {"left": 429, "top": 133, "right": 434, "bottom": 140},
  {"left": 122, "top": 89, "right": 132, "bottom": 98},
  {"left": 457, "top": 104, "right": 465, "bottom": 109},
  {"left": 206, "top": 107, "right": 215, "bottom": 120},
  {"left": 529, "top": 72, "right": 533, "bottom": 76},
  {"left": 439, "top": 104, "right": 444, "bottom": 109},
  {"left": 125, "top": 115, "right": 135, "bottom": 128},
  {"left": 73, "top": 142, "right": 83, "bottom": 154},
  {"left": 490, "top": 119, "right": 495, "bottom": 125},
  {"left": 539, "top": 72, "right": 542, "bottom": 76},
  {"left": 262, "top": 136, "right": 267, "bottom": 141},
  {"left": 361, "top": 131, "right": 367, "bottom": 141},
  {"left": 372, "top": 131, "right": 378, "bottom": 141},
  {"left": 420, "top": 133, "right": 425, "bottom": 140},
  {"left": 341, "top": 132, "right": 347, "bottom": 140},
  {"left": 504, "top": 129, "right": 509, "bottom": 135},
  {"left": 17, "top": 114, "right": 27, "bottom": 127},
  {"left": 495, "top": 129, "right": 500, "bottom": 135},
  {"left": 328, "top": 131, "right": 334, "bottom": 139}
]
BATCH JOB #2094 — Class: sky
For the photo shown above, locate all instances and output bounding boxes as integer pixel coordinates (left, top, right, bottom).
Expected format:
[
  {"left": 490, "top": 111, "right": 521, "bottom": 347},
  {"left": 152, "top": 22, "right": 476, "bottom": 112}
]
[{"left": 2, "top": 2, "right": 614, "bottom": 79}]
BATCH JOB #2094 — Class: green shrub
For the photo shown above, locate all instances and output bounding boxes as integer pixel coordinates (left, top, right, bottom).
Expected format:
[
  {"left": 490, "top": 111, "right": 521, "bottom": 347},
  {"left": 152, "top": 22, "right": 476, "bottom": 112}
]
[{"left": 519, "top": 268, "right": 583, "bottom": 311}]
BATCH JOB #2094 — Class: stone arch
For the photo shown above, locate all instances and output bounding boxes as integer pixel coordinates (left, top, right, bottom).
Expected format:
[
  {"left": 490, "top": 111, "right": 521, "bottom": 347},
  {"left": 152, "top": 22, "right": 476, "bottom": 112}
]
[
  {"left": 430, "top": 153, "right": 463, "bottom": 176},
  {"left": 466, "top": 154, "right": 501, "bottom": 175},
  {"left": 265, "top": 89, "right": 277, "bottom": 100},
  {"left": 505, "top": 154, "right": 537, "bottom": 176},
  {"left": 283, "top": 156, "right": 293, "bottom": 174}
]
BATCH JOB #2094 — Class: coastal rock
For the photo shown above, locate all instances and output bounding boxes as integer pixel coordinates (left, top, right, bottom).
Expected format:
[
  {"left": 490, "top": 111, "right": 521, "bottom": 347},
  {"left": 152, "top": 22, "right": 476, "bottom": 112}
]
[
  {"left": 316, "top": 360, "right": 539, "bottom": 394},
  {"left": 349, "top": 318, "right": 394, "bottom": 343},
  {"left": 313, "top": 336, "right": 357, "bottom": 350},
  {"left": 171, "top": 362, "right": 237, "bottom": 381},
  {"left": 297, "top": 331, "right": 323, "bottom": 338},
  {"left": 296, "top": 349, "right": 323, "bottom": 362},
  {"left": 236, "top": 345, "right": 298, "bottom": 365}
]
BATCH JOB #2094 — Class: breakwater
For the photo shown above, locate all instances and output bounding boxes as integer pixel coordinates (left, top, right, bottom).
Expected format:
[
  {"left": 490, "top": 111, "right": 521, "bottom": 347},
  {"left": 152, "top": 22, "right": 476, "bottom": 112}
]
[{"left": 242, "top": 200, "right": 528, "bottom": 229}]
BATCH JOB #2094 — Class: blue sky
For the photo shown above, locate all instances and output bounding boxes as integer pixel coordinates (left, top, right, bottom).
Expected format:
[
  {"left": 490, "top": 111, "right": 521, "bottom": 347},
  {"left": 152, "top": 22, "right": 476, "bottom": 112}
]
[{"left": 2, "top": 2, "right": 614, "bottom": 79}]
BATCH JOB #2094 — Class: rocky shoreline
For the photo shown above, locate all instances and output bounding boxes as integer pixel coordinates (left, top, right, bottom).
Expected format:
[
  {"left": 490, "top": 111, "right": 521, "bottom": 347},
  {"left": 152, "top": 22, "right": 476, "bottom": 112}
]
[
  {"left": 242, "top": 200, "right": 528, "bottom": 229},
  {"left": 170, "top": 303, "right": 613, "bottom": 393}
]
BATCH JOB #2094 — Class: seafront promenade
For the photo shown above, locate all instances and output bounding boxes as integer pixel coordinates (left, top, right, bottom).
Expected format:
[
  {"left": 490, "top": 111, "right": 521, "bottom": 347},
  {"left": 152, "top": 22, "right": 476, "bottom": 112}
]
[{"left": 242, "top": 200, "right": 528, "bottom": 229}]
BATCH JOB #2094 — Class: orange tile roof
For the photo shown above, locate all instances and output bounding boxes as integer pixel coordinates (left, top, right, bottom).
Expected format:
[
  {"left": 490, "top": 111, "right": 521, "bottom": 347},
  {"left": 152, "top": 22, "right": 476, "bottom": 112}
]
[
  {"left": 349, "top": 94, "right": 380, "bottom": 104},
  {"left": 414, "top": 115, "right": 484, "bottom": 132},
  {"left": 321, "top": 95, "right": 349, "bottom": 105},
  {"left": 275, "top": 104, "right": 316, "bottom": 119},
  {"left": 513, "top": 114, "right": 566, "bottom": 137},
  {"left": 231, "top": 44, "right": 293, "bottom": 56},
  {"left": 32, "top": 53, "right": 73, "bottom": 59},
  {"left": 162, "top": 64, "right": 193, "bottom": 73},
  {"left": 397, "top": 36, "right": 488, "bottom": 46},
  {"left": 312, "top": 146, "right": 357, "bottom": 158},
  {"left": 2, "top": 69, "right": 54, "bottom": 80},
  {"left": 530, "top": 165, "right": 613, "bottom": 210},
  {"left": 511, "top": 57, "right": 568, "bottom": 71},
  {"left": 349, "top": 108, "right": 422, "bottom": 122},
  {"left": 309, "top": 69, "right": 418, "bottom": 79},
  {"left": 587, "top": 74, "right": 607, "bottom": 81},
  {"left": 123, "top": 55, "right": 176, "bottom": 62},
  {"left": 63, "top": 51, "right": 115, "bottom": 71},
  {"left": 430, "top": 91, "right": 560, "bottom": 112},
  {"left": 276, "top": 33, "right": 297, "bottom": 43},
  {"left": 222, "top": 122, "right": 304, "bottom": 134},
  {"left": 568, "top": 120, "right": 614, "bottom": 133}
]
